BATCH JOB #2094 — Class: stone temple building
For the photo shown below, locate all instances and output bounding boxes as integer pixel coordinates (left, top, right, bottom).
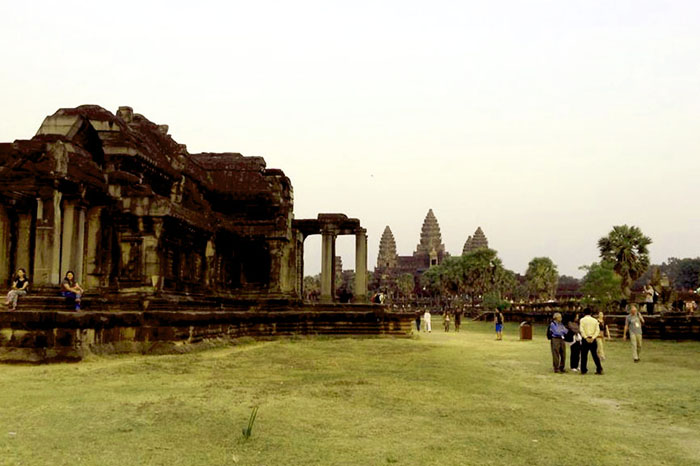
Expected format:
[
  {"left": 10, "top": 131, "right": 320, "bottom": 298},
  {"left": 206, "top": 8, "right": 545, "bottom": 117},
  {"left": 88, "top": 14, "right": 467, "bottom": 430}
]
[
  {"left": 462, "top": 226, "right": 489, "bottom": 254},
  {"left": 374, "top": 209, "right": 447, "bottom": 292},
  {"left": 0, "top": 105, "right": 367, "bottom": 304},
  {"left": 373, "top": 211, "right": 491, "bottom": 295}
]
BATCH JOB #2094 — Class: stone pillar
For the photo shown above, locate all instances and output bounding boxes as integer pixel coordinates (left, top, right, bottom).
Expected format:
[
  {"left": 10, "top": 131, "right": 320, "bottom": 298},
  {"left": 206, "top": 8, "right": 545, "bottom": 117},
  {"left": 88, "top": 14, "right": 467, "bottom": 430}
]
[
  {"left": 354, "top": 228, "right": 368, "bottom": 303},
  {"left": 15, "top": 212, "right": 32, "bottom": 275},
  {"left": 320, "top": 228, "right": 337, "bottom": 303},
  {"left": 0, "top": 206, "right": 10, "bottom": 285},
  {"left": 33, "top": 191, "right": 62, "bottom": 285},
  {"left": 60, "top": 199, "right": 77, "bottom": 279},
  {"left": 204, "top": 239, "right": 215, "bottom": 288},
  {"left": 75, "top": 205, "right": 86, "bottom": 281},
  {"left": 145, "top": 218, "right": 164, "bottom": 290},
  {"left": 83, "top": 207, "right": 104, "bottom": 290}
]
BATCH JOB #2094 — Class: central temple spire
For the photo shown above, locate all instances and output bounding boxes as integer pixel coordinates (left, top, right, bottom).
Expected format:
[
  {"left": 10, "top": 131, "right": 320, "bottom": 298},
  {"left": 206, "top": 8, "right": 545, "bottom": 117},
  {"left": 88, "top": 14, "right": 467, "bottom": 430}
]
[{"left": 414, "top": 209, "right": 445, "bottom": 265}]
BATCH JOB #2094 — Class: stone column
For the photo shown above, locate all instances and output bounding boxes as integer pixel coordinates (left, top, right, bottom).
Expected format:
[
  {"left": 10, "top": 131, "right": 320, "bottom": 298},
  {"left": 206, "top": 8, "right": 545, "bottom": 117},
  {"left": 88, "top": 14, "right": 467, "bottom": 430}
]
[
  {"left": 15, "top": 212, "right": 33, "bottom": 276},
  {"left": 354, "top": 228, "right": 368, "bottom": 303},
  {"left": 74, "top": 205, "right": 86, "bottom": 281},
  {"left": 83, "top": 206, "right": 104, "bottom": 289},
  {"left": 320, "top": 228, "right": 337, "bottom": 303},
  {"left": 33, "top": 191, "right": 62, "bottom": 285},
  {"left": 60, "top": 199, "right": 77, "bottom": 279},
  {"left": 0, "top": 206, "right": 10, "bottom": 285},
  {"left": 204, "top": 239, "right": 215, "bottom": 288},
  {"left": 145, "top": 218, "right": 164, "bottom": 290}
]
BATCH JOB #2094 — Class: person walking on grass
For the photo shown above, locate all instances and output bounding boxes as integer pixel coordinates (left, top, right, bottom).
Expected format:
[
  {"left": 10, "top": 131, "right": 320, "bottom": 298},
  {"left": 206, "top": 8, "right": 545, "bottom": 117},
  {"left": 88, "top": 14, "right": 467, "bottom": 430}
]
[
  {"left": 423, "top": 308, "right": 432, "bottom": 333},
  {"left": 494, "top": 309, "right": 504, "bottom": 340},
  {"left": 547, "top": 312, "right": 567, "bottom": 373},
  {"left": 444, "top": 311, "right": 451, "bottom": 332},
  {"left": 415, "top": 310, "right": 421, "bottom": 332},
  {"left": 579, "top": 308, "right": 603, "bottom": 375},
  {"left": 454, "top": 308, "right": 462, "bottom": 332},
  {"left": 623, "top": 304, "right": 645, "bottom": 363},
  {"left": 596, "top": 311, "right": 611, "bottom": 361},
  {"left": 566, "top": 314, "right": 581, "bottom": 372}
]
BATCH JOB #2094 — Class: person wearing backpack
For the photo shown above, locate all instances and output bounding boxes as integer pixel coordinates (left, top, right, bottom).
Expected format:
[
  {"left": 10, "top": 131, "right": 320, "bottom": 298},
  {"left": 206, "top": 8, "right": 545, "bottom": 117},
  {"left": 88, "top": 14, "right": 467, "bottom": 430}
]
[{"left": 547, "top": 312, "right": 567, "bottom": 373}]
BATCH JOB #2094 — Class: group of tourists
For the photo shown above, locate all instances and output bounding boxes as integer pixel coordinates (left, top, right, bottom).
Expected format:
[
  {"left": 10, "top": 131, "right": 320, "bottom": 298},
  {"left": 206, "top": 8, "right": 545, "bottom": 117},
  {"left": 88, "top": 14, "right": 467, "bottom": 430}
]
[
  {"left": 5, "top": 268, "right": 84, "bottom": 311},
  {"left": 547, "top": 304, "right": 646, "bottom": 374},
  {"left": 415, "top": 308, "right": 463, "bottom": 333}
]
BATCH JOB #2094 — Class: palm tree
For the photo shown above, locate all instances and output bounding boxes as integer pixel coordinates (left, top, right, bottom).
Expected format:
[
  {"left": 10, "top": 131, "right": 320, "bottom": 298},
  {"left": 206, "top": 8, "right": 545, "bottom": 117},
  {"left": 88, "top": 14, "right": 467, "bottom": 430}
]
[
  {"left": 597, "top": 225, "right": 652, "bottom": 298},
  {"left": 524, "top": 257, "right": 559, "bottom": 300}
]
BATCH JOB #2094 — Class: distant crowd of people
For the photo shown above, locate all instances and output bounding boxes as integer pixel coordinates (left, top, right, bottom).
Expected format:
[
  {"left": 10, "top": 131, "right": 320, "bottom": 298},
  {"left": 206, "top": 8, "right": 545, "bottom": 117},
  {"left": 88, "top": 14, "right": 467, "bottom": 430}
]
[
  {"left": 410, "top": 307, "right": 463, "bottom": 333},
  {"left": 5, "top": 268, "right": 84, "bottom": 311}
]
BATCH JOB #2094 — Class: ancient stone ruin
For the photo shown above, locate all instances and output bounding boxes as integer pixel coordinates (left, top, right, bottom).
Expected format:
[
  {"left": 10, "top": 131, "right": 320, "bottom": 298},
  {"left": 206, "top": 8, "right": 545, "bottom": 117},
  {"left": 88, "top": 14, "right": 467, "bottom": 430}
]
[
  {"left": 374, "top": 210, "right": 490, "bottom": 294},
  {"left": 463, "top": 226, "right": 489, "bottom": 254},
  {"left": 0, "top": 105, "right": 409, "bottom": 362}
]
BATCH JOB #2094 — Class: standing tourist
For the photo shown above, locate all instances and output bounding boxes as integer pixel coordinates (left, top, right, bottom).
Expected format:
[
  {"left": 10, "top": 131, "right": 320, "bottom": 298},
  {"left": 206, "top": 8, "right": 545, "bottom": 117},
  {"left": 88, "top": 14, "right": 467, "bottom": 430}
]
[
  {"left": 415, "top": 310, "right": 421, "bottom": 332},
  {"left": 623, "top": 304, "right": 645, "bottom": 362},
  {"left": 5, "top": 268, "right": 29, "bottom": 311},
  {"left": 494, "top": 309, "right": 504, "bottom": 340},
  {"left": 61, "top": 271, "right": 85, "bottom": 311},
  {"left": 579, "top": 308, "right": 603, "bottom": 375},
  {"left": 596, "top": 311, "right": 611, "bottom": 361},
  {"left": 547, "top": 312, "right": 567, "bottom": 373},
  {"left": 644, "top": 283, "right": 655, "bottom": 315},
  {"left": 567, "top": 314, "right": 582, "bottom": 372},
  {"left": 444, "top": 311, "right": 451, "bottom": 332},
  {"left": 454, "top": 308, "right": 462, "bottom": 332},
  {"left": 423, "top": 308, "right": 432, "bottom": 333}
]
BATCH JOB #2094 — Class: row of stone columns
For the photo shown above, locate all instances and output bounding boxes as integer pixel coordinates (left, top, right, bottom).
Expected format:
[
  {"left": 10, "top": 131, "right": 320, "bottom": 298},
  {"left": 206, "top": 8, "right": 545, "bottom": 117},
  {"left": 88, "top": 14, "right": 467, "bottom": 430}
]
[
  {"left": 319, "top": 227, "right": 367, "bottom": 303},
  {"left": 0, "top": 192, "right": 104, "bottom": 288}
]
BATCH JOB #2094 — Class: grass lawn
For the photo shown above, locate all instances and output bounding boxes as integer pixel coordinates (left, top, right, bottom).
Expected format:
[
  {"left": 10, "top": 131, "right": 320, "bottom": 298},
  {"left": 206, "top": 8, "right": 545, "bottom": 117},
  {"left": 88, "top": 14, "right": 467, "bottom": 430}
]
[{"left": 1, "top": 320, "right": 699, "bottom": 465}]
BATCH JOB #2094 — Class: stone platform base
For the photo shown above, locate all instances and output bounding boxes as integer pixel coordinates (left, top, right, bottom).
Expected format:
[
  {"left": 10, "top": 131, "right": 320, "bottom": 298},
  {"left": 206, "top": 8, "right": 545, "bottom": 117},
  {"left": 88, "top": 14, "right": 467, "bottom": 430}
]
[{"left": 0, "top": 302, "right": 413, "bottom": 363}]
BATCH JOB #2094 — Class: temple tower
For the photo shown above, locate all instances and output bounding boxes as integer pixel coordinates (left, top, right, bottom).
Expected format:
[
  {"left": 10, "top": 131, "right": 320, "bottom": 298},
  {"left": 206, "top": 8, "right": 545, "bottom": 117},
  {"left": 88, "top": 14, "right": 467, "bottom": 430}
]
[
  {"left": 463, "top": 226, "right": 488, "bottom": 254},
  {"left": 414, "top": 209, "right": 445, "bottom": 266},
  {"left": 377, "top": 226, "right": 398, "bottom": 269}
]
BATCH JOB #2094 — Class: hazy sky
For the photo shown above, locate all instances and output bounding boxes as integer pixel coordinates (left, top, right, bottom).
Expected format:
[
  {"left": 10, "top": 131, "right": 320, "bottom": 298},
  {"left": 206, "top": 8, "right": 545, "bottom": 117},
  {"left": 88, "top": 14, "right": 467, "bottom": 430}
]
[{"left": 2, "top": 1, "right": 699, "bottom": 277}]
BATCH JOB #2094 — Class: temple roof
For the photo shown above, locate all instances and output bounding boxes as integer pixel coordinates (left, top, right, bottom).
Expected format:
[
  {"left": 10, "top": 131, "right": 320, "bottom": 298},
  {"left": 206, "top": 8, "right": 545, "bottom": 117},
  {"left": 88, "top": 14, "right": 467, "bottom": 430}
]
[
  {"left": 414, "top": 209, "right": 445, "bottom": 258},
  {"left": 463, "top": 226, "right": 488, "bottom": 254},
  {"left": 377, "top": 226, "right": 398, "bottom": 269}
]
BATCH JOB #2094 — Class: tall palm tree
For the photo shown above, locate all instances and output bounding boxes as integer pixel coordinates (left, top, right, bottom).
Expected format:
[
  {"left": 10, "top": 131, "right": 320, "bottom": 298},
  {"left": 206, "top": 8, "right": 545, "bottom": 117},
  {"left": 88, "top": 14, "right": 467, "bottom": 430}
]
[
  {"left": 597, "top": 225, "right": 652, "bottom": 298},
  {"left": 525, "top": 257, "right": 559, "bottom": 300}
]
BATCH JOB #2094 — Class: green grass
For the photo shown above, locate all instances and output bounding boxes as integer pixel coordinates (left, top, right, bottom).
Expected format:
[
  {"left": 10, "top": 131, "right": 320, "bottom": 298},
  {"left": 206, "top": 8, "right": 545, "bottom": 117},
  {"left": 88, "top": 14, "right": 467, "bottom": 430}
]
[{"left": 1, "top": 320, "right": 699, "bottom": 465}]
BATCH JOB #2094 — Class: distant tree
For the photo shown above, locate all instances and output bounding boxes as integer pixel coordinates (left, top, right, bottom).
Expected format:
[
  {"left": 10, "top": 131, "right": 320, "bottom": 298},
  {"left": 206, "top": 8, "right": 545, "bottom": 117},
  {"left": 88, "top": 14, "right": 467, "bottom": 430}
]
[
  {"left": 460, "top": 248, "right": 512, "bottom": 304},
  {"left": 419, "top": 250, "right": 513, "bottom": 305},
  {"left": 598, "top": 225, "right": 652, "bottom": 298},
  {"left": 579, "top": 261, "right": 623, "bottom": 311},
  {"left": 303, "top": 274, "right": 320, "bottom": 299},
  {"left": 339, "top": 271, "right": 355, "bottom": 294},
  {"left": 482, "top": 291, "right": 511, "bottom": 311},
  {"left": 524, "top": 257, "right": 559, "bottom": 300},
  {"left": 396, "top": 273, "right": 415, "bottom": 298},
  {"left": 662, "top": 257, "right": 700, "bottom": 290}
]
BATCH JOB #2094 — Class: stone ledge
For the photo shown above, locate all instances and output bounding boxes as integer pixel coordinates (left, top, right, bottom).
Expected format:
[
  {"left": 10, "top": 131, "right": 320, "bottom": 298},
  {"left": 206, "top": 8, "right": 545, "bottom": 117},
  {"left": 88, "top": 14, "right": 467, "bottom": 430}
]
[{"left": 0, "top": 306, "right": 413, "bottom": 364}]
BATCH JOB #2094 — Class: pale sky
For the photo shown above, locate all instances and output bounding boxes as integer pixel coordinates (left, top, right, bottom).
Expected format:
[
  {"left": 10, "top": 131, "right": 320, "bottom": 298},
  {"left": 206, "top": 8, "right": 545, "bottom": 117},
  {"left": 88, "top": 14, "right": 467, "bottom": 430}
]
[{"left": 2, "top": 1, "right": 699, "bottom": 277}]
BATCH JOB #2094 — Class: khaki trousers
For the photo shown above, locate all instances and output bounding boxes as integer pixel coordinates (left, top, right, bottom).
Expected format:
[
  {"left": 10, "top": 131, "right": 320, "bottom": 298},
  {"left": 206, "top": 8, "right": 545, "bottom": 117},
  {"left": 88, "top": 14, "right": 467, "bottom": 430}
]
[
  {"left": 630, "top": 333, "right": 643, "bottom": 360},
  {"left": 596, "top": 337, "right": 605, "bottom": 360}
]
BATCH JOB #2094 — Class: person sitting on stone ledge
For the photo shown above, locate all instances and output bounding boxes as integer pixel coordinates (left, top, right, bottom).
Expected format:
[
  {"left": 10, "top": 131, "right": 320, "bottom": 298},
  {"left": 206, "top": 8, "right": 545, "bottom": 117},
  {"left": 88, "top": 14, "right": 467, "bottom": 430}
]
[
  {"left": 5, "top": 268, "right": 29, "bottom": 311},
  {"left": 61, "top": 271, "right": 84, "bottom": 311}
]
